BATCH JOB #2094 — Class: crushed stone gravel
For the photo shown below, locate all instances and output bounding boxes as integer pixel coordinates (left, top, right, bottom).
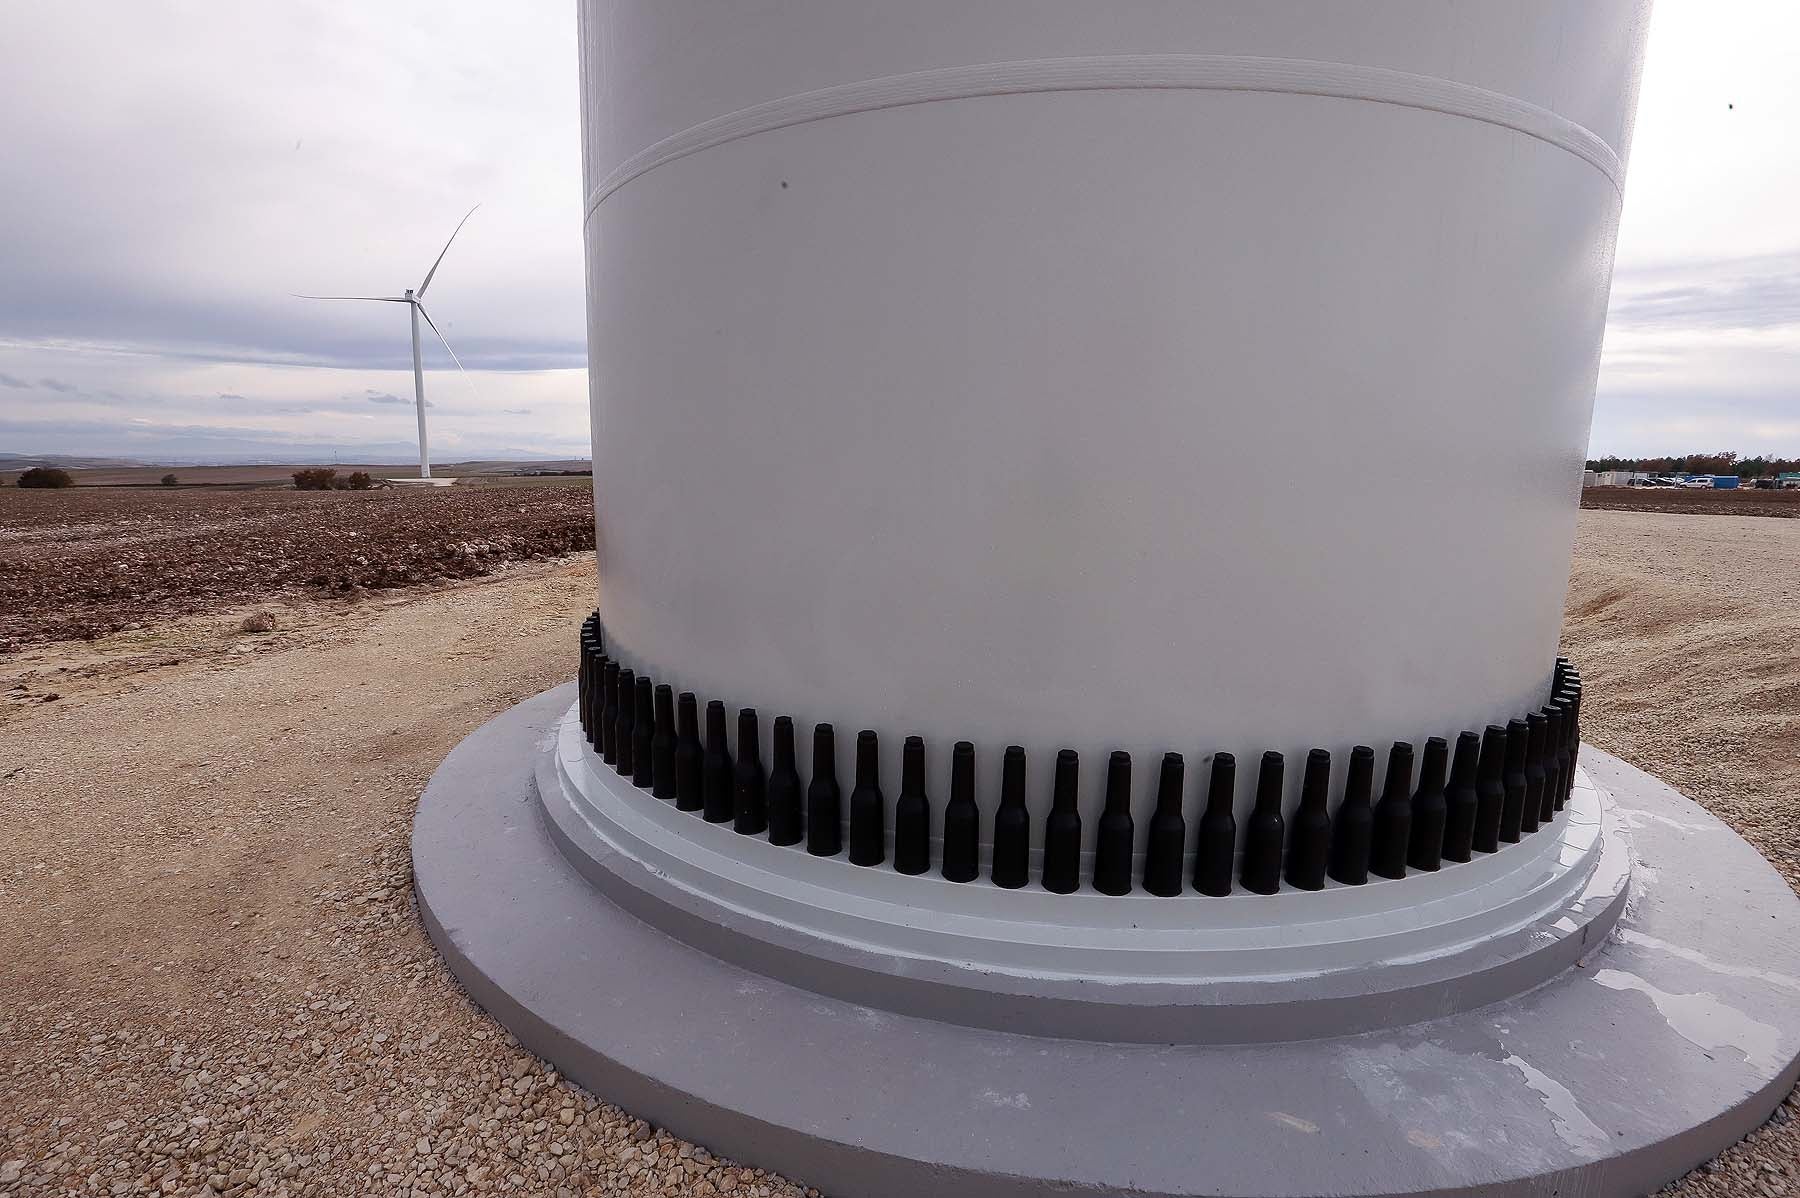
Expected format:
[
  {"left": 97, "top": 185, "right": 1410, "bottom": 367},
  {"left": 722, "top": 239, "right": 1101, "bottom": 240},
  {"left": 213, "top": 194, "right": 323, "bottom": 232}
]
[
  {"left": 1, "top": 559, "right": 811, "bottom": 1198},
  {"left": 2, "top": 508, "right": 1796, "bottom": 1197},
  {"left": 1565, "top": 510, "right": 1800, "bottom": 1196}
]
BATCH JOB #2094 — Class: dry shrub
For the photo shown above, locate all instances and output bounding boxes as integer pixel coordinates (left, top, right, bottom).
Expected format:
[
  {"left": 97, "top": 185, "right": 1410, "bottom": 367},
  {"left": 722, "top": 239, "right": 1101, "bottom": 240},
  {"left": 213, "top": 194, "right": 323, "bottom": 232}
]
[
  {"left": 18, "top": 467, "right": 73, "bottom": 489},
  {"left": 293, "top": 468, "right": 338, "bottom": 491}
]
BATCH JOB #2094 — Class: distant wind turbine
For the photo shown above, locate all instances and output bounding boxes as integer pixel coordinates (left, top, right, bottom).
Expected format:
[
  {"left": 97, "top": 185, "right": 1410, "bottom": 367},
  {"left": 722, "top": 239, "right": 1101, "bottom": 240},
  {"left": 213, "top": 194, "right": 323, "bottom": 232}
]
[{"left": 296, "top": 204, "right": 480, "bottom": 479}]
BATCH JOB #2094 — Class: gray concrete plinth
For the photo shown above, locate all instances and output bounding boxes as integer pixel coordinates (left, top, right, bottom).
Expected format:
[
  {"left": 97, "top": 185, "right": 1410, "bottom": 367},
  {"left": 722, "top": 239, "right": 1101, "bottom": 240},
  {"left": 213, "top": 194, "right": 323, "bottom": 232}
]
[
  {"left": 535, "top": 707, "right": 1629, "bottom": 1045},
  {"left": 414, "top": 685, "right": 1800, "bottom": 1198}
]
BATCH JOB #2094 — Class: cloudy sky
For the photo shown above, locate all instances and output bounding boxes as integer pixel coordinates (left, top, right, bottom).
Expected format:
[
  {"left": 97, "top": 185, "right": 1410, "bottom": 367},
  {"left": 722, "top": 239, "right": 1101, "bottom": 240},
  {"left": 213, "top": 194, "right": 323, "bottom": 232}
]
[
  {"left": 1, "top": 2, "right": 1795, "bottom": 463},
  {"left": 0, "top": 4, "right": 585, "bottom": 463}
]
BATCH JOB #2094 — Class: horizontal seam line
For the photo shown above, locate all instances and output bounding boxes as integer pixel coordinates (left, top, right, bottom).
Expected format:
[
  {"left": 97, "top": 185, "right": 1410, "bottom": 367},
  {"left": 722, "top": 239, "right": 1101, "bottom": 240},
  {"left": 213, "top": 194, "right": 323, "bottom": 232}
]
[{"left": 583, "top": 53, "right": 1622, "bottom": 222}]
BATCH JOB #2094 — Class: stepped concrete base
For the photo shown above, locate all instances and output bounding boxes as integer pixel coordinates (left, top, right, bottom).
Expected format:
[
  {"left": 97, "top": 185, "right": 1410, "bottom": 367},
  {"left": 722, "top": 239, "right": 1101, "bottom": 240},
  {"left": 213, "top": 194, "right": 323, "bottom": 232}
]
[
  {"left": 535, "top": 706, "right": 1628, "bottom": 1045},
  {"left": 414, "top": 684, "right": 1800, "bottom": 1198}
]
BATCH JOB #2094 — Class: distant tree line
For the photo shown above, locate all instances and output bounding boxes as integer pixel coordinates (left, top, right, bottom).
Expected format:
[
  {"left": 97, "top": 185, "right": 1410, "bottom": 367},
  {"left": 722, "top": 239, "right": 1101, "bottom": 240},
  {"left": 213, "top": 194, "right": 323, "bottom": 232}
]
[{"left": 1585, "top": 451, "right": 1800, "bottom": 478}]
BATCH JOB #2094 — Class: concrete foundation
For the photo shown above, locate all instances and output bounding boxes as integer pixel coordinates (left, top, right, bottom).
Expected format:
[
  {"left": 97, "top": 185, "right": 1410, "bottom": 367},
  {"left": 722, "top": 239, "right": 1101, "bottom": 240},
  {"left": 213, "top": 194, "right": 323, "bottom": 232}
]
[
  {"left": 537, "top": 704, "right": 1629, "bottom": 1044},
  {"left": 415, "top": 684, "right": 1800, "bottom": 1198}
]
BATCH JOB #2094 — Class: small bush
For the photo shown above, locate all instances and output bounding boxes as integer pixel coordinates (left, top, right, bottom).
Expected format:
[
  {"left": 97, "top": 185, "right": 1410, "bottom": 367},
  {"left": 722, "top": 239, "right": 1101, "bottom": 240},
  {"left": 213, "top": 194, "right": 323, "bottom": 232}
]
[
  {"left": 347, "top": 471, "right": 374, "bottom": 490},
  {"left": 18, "top": 467, "right": 73, "bottom": 489},
  {"left": 293, "top": 467, "right": 338, "bottom": 491},
  {"left": 160, "top": 473, "right": 179, "bottom": 487}
]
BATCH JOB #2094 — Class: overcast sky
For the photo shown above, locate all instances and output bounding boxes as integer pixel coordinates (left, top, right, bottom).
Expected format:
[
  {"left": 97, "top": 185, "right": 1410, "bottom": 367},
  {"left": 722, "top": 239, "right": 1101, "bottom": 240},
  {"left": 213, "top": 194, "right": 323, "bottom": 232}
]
[{"left": 1, "top": 2, "right": 1795, "bottom": 463}]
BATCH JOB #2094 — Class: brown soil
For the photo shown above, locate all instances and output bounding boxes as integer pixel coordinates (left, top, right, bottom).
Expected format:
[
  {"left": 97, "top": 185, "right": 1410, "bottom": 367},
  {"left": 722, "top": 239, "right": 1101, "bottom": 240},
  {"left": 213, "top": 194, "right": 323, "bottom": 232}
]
[
  {"left": 0, "top": 486, "right": 594, "bottom": 648},
  {"left": 1581, "top": 484, "right": 1800, "bottom": 518},
  {"left": 0, "top": 509, "right": 1794, "bottom": 1196},
  {"left": 0, "top": 463, "right": 593, "bottom": 487}
]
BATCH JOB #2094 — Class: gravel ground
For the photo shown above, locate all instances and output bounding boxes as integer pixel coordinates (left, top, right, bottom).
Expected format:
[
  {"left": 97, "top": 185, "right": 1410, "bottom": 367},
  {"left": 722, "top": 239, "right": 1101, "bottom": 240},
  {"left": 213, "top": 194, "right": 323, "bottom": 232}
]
[
  {"left": 1, "top": 510, "right": 1796, "bottom": 1197},
  {"left": 1, "top": 559, "right": 810, "bottom": 1198},
  {"left": 1565, "top": 510, "right": 1800, "bottom": 1196}
]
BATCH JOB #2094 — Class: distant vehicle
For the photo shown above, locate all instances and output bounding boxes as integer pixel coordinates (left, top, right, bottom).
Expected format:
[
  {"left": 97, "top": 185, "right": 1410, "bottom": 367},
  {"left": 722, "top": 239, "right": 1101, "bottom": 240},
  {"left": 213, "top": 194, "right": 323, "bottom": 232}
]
[
  {"left": 1679, "top": 476, "right": 1714, "bottom": 488},
  {"left": 1627, "top": 477, "right": 1678, "bottom": 487}
]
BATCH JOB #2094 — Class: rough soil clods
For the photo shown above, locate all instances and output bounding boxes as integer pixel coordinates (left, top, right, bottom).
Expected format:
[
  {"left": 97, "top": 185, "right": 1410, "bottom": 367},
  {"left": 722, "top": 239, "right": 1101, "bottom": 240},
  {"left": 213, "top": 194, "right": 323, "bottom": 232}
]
[
  {"left": 1581, "top": 485, "right": 1800, "bottom": 519},
  {"left": 0, "top": 486, "right": 594, "bottom": 649}
]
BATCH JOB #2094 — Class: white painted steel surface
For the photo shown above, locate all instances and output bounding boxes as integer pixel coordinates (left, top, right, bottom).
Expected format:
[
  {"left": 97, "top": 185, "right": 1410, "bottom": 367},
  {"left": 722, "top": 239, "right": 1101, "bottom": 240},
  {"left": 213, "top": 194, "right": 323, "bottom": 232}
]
[
  {"left": 406, "top": 289, "right": 430, "bottom": 479},
  {"left": 577, "top": 2, "right": 1650, "bottom": 824}
]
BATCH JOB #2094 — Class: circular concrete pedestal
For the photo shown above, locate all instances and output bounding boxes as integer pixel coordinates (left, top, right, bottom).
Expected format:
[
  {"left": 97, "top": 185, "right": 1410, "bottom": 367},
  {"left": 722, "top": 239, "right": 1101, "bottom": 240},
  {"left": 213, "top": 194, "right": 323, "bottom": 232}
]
[
  {"left": 538, "top": 707, "right": 1628, "bottom": 1045},
  {"left": 415, "top": 685, "right": 1800, "bottom": 1198}
]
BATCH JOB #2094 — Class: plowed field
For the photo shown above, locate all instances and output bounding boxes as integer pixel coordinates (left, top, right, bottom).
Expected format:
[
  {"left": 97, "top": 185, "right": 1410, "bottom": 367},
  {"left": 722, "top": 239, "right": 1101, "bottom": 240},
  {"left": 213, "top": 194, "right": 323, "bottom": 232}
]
[
  {"left": 0, "top": 485, "right": 594, "bottom": 648},
  {"left": 1581, "top": 485, "right": 1800, "bottom": 518}
]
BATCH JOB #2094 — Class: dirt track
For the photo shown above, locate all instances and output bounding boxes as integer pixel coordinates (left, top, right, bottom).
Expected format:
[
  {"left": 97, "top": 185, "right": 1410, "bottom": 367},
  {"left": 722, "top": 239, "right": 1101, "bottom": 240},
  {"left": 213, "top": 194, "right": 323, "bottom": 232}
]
[{"left": 1, "top": 511, "right": 1796, "bottom": 1196}]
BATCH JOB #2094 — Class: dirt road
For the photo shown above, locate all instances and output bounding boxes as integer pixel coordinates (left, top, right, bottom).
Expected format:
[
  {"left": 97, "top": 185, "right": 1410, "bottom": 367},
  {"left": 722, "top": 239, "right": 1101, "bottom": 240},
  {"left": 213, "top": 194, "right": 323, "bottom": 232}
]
[{"left": 2, "top": 511, "right": 1796, "bottom": 1196}]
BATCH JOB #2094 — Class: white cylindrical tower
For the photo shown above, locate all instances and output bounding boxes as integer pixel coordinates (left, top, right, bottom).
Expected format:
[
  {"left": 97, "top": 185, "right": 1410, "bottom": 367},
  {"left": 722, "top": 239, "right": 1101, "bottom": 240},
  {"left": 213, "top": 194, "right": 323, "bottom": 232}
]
[
  {"left": 413, "top": 9, "right": 1800, "bottom": 1194},
  {"left": 581, "top": 1, "right": 1647, "bottom": 823}
]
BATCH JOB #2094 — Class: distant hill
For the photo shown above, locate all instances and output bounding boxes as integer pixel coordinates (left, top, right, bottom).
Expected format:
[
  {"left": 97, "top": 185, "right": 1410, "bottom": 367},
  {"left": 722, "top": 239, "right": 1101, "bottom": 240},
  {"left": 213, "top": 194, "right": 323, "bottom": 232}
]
[
  {"left": 0, "top": 450, "right": 590, "bottom": 470},
  {"left": 434, "top": 459, "right": 592, "bottom": 475},
  {"left": 0, "top": 452, "right": 148, "bottom": 470},
  {"left": 1, "top": 456, "right": 593, "bottom": 487}
]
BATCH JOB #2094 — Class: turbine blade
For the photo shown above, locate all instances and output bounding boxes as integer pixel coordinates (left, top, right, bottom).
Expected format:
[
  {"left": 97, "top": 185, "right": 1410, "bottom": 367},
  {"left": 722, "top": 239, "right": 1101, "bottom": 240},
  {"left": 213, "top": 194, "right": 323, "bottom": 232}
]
[
  {"left": 292, "top": 294, "right": 410, "bottom": 302},
  {"left": 417, "top": 203, "right": 479, "bottom": 297},
  {"left": 416, "top": 304, "right": 480, "bottom": 400}
]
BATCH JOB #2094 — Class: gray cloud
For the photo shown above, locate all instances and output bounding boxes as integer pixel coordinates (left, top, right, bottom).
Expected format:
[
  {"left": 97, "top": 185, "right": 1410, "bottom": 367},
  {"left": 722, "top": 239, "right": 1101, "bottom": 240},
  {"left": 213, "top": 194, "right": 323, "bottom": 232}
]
[
  {"left": 365, "top": 391, "right": 431, "bottom": 408},
  {"left": 36, "top": 377, "right": 77, "bottom": 393},
  {"left": 502, "top": 407, "right": 531, "bottom": 416},
  {"left": 1589, "top": 390, "right": 1800, "bottom": 458},
  {"left": 0, "top": 373, "right": 30, "bottom": 388},
  {"left": 1593, "top": 255, "right": 1800, "bottom": 456},
  {"left": 1606, "top": 255, "right": 1800, "bottom": 332}
]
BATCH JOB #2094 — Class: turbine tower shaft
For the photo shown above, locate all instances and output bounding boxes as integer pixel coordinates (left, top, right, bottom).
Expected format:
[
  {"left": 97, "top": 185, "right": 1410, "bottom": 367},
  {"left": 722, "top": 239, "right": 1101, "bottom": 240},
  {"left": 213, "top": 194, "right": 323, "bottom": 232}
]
[{"left": 407, "top": 288, "right": 430, "bottom": 479}]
